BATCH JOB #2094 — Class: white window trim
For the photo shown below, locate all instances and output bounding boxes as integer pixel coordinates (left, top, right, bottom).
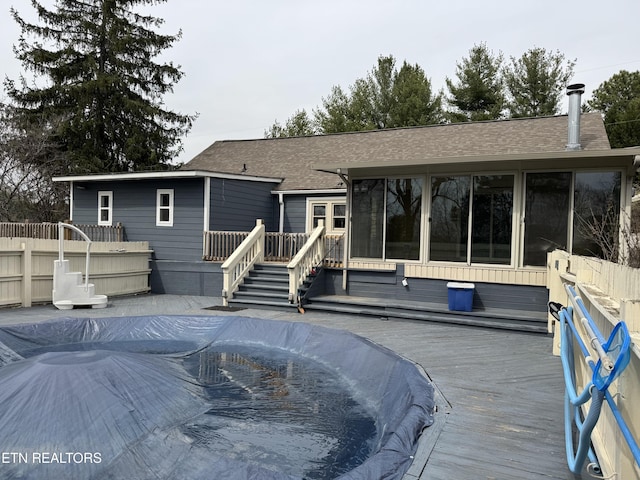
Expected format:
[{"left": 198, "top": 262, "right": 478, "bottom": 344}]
[
  {"left": 98, "top": 191, "right": 113, "bottom": 226},
  {"left": 156, "top": 189, "right": 174, "bottom": 227},
  {"left": 305, "top": 197, "right": 346, "bottom": 235}
]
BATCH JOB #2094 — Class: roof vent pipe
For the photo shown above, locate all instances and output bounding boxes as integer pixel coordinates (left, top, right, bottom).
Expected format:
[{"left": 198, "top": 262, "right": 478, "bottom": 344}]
[{"left": 566, "top": 83, "right": 585, "bottom": 151}]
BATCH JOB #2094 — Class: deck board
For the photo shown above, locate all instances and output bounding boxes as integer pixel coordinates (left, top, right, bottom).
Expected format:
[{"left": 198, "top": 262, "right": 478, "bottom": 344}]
[{"left": 0, "top": 294, "right": 583, "bottom": 479}]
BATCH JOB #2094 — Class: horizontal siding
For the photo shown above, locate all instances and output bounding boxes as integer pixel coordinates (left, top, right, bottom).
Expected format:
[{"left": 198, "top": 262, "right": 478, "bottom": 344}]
[
  {"left": 210, "top": 178, "right": 278, "bottom": 231},
  {"left": 323, "top": 267, "right": 548, "bottom": 312},
  {"left": 405, "top": 264, "right": 547, "bottom": 287},
  {"left": 283, "top": 195, "right": 306, "bottom": 233},
  {"left": 73, "top": 179, "right": 204, "bottom": 262},
  {"left": 150, "top": 260, "right": 222, "bottom": 296}
]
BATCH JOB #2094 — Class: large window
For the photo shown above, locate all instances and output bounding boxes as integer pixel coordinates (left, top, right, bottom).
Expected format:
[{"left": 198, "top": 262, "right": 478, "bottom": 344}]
[
  {"left": 351, "top": 178, "right": 423, "bottom": 260},
  {"left": 429, "top": 176, "right": 469, "bottom": 262},
  {"left": 471, "top": 175, "right": 514, "bottom": 264},
  {"left": 98, "top": 191, "right": 112, "bottom": 226},
  {"left": 572, "top": 171, "right": 621, "bottom": 259},
  {"left": 522, "top": 171, "right": 622, "bottom": 266},
  {"left": 523, "top": 172, "right": 571, "bottom": 266},
  {"left": 156, "top": 189, "right": 174, "bottom": 227},
  {"left": 351, "top": 179, "right": 385, "bottom": 258},
  {"left": 385, "top": 178, "right": 422, "bottom": 260},
  {"left": 429, "top": 175, "right": 514, "bottom": 265}
]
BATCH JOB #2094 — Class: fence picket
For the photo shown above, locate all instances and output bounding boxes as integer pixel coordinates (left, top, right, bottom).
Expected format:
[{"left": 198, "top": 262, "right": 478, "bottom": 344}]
[{"left": 0, "top": 223, "right": 124, "bottom": 242}]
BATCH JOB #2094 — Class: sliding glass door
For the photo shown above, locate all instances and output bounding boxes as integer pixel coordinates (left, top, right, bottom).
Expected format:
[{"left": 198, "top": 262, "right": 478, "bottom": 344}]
[{"left": 429, "top": 174, "right": 514, "bottom": 265}]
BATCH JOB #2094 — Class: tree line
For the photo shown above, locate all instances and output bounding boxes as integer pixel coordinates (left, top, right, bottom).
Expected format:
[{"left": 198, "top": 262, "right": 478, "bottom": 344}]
[
  {"left": 265, "top": 44, "right": 640, "bottom": 152},
  {"left": 1, "top": 2, "right": 639, "bottom": 223}
]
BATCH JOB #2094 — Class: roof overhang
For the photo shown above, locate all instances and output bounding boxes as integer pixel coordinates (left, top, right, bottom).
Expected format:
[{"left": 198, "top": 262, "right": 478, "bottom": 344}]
[
  {"left": 271, "top": 188, "right": 347, "bottom": 196},
  {"left": 316, "top": 148, "right": 640, "bottom": 176},
  {"left": 53, "top": 169, "right": 283, "bottom": 184}
]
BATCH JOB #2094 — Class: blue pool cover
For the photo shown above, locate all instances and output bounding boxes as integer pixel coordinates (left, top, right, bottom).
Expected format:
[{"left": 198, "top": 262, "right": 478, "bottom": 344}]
[{"left": 0, "top": 316, "right": 435, "bottom": 479}]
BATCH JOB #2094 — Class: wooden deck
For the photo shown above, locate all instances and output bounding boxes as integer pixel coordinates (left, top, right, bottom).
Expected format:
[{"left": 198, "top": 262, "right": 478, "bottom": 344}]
[{"left": 0, "top": 294, "right": 581, "bottom": 479}]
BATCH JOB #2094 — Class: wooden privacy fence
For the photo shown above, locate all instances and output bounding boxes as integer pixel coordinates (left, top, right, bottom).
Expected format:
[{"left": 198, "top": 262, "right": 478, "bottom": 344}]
[
  {"left": 0, "top": 222, "right": 124, "bottom": 242},
  {"left": 0, "top": 237, "right": 151, "bottom": 308},
  {"left": 203, "top": 230, "right": 344, "bottom": 266}
]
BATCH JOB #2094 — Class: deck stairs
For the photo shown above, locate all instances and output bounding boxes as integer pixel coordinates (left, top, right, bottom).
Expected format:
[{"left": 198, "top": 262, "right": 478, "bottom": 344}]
[
  {"left": 303, "top": 295, "right": 548, "bottom": 334},
  {"left": 229, "top": 264, "right": 317, "bottom": 310},
  {"left": 228, "top": 265, "right": 548, "bottom": 333}
]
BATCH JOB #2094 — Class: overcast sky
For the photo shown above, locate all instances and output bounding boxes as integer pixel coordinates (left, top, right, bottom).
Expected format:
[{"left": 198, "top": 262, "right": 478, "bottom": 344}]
[{"left": 2, "top": 0, "right": 640, "bottom": 164}]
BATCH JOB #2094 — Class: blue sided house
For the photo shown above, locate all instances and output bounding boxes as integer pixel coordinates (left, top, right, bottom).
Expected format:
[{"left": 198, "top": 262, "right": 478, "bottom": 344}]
[{"left": 54, "top": 88, "right": 640, "bottom": 332}]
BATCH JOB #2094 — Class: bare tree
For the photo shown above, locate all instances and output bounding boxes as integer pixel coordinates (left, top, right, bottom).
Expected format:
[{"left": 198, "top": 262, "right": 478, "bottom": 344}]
[
  {"left": 574, "top": 201, "right": 640, "bottom": 268},
  {"left": 0, "top": 103, "right": 69, "bottom": 222}
]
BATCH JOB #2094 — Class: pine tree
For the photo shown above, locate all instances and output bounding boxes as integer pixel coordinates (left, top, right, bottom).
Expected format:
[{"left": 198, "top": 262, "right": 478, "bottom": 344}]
[
  {"left": 5, "top": 0, "right": 196, "bottom": 173},
  {"left": 588, "top": 70, "right": 640, "bottom": 148},
  {"left": 390, "top": 61, "right": 444, "bottom": 127},
  {"left": 445, "top": 43, "right": 505, "bottom": 122},
  {"left": 503, "top": 47, "right": 575, "bottom": 118},
  {"left": 312, "top": 55, "right": 443, "bottom": 134}
]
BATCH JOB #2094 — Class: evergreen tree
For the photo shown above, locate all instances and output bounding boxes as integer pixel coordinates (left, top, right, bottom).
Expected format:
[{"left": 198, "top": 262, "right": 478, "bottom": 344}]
[
  {"left": 313, "top": 55, "right": 442, "bottom": 134},
  {"left": 445, "top": 43, "right": 505, "bottom": 122},
  {"left": 503, "top": 47, "right": 575, "bottom": 118},
  {"left": 313, "top": 85, "right": 365, "bottom": 134},
  {"left": 588, "top": 70, "right": 640, "bottom": 148},
  {"left": 5, "top": 0, "right": 196, "bottom": 174},
  {"left": 264, "top": 109, "right": 317, "bottom": 138},
  {"left": 390, "top": 61, "right": 444, "bottom": 127}
]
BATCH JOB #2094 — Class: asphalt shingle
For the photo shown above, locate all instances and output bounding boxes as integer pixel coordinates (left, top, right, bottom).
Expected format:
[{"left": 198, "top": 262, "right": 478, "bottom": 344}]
[{"left": 183, "top": 113, "right": 610, "bottom": 191}]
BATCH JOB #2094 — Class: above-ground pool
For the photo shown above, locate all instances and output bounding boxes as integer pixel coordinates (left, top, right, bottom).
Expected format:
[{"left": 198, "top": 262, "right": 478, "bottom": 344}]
[{"left": 0, "top": 316, "right": 435, "bottom": 479}]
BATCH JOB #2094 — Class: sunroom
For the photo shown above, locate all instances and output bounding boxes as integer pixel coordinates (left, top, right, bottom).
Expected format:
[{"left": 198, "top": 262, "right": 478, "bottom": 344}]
[{"left": 330, "top": 148, "right": 639, "bottom": 289}]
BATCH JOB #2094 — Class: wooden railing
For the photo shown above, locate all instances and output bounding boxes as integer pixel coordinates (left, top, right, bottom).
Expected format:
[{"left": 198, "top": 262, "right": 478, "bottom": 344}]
[
  {"left": 204, "top": 230, "right": 344, "bottom": 266},
  {"left": 264, "top": 232, "right": 309, "bottom": 262},
  {"left": 287, "top": 221, "right": 325, "bottom": 304},
  {"left": 203, "top": 231, "right": 249, "bottom": 261},
  {"left": 0, "top": 222, "right": 124, "bottom": 242},
  {"left": 220, "top": 220, "right": 265, "bottom": 306}
]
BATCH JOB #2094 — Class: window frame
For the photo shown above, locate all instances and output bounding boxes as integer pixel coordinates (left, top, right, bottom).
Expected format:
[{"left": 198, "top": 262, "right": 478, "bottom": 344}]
[
  {"left": 306, "top": 197, "right": 347, "bottom": 235},
  {"left": 520, "top": 168, "right": 624, "bottom": 268},
  {"left": 426, "top": 172, "right": 517, "bottom": 267},
  {"left": 156, "top": 189, "right": 174, "bottom": 227},
  {"left": 349, "top": 176, "right": 425, "bottom": 263},
  {"left": 97, "top": 191, "right": 113, "bottom": 226}
]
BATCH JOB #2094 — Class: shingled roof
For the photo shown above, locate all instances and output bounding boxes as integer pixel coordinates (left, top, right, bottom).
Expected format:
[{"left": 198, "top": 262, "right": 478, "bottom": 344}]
[{"left": 183, "top": 113, "right": 611, "bottom": 191}]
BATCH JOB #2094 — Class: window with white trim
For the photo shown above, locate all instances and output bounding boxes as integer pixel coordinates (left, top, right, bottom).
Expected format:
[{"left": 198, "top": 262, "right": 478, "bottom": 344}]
[
  {"left": 156, "top": 189, "right": 174, "bottom": 226},
  {"left": 98, "top": 191, "right": 113, "bottom": 226},
  {"left": 306, "top": 197, "right": 346, "bottom": 234}
]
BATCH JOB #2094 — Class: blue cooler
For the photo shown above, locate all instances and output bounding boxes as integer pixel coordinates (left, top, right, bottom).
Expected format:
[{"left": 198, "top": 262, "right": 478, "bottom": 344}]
[{"left": 446, "top": 282, "right": 475, "bottom": 312}]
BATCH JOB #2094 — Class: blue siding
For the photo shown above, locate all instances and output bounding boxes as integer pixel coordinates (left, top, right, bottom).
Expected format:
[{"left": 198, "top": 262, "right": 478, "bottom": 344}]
[
  {"left": 320, "top": 266, "right": 548, "bottom": 313},
  {"left": 151, "top": 260, "right": 222, "bottom": 296},
  {"left": 283, "top": 195, "right": 306, "bottom": 233},
  {"left": 209, "top": 178, "right": 278, "bottom": 231},
  {"left": 73, "top": 178, "right": 205, "bottom": 262}
]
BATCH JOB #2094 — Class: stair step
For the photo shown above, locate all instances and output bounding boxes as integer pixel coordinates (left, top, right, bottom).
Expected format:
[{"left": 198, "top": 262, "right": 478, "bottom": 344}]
[
  {"left": 303, "top": 296, "right": 548, "bottom": 334},
  {"left": 239, "top": 283, "right": 289, "bottom": 293},
  {"left": 228, "top": 263, "right": 319, "bottom": 312},
  {"left": 234, "top": 290, "right": 289, "bottom": 300},
  {"left": 229, "top": 298, "right": 297, "bottom": 310},
  {"left": 247, "top": 274, "right": 289, "bottom": 283},
  {"left": 308, "top": 296, "right": 547, "bottom": 324}
]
